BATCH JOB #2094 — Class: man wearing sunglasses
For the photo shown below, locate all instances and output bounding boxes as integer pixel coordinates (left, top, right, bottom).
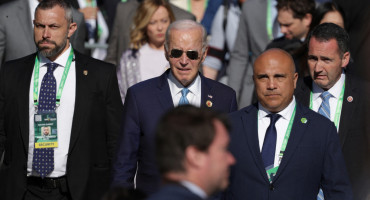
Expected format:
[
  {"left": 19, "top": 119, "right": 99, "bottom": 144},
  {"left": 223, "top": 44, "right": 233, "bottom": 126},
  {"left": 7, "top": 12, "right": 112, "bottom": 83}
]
[{"left": 112, "top": 20, "right": 238, "bottom": 195}]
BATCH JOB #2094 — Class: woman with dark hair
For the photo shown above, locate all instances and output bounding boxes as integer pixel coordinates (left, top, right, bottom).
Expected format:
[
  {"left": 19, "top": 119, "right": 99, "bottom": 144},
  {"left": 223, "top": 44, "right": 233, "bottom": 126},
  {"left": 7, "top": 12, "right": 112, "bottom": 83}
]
[{"left": 310, "top": 2, "right": 345, "bottom": 29}]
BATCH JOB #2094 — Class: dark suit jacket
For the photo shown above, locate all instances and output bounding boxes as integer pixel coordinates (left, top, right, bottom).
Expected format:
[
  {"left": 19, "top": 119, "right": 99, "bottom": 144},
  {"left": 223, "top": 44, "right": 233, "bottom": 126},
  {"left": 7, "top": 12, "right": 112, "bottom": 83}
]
[
  {"left": 0, "top": 0, "right": 87, "bottom": 68},
  {"left": 294, "top": 75, "right": 370, "bottom": 200},
  {"left": 147, "top": 183, "right": 204, "bottom": 200},
  {"left": 0, "top": 50, "right": 124, "bottom": 200},
  {"left": 334, "top": 0, "right": 370, "bottom": 82},
  {"left": 104, "top": 0, "right": 196, "bottom": 65},
  {"left": 224, "top": 103, "right": 352, "bottom": 200},
  {"left": 113, "top": 69, "right": 237, "bottom": 195}
]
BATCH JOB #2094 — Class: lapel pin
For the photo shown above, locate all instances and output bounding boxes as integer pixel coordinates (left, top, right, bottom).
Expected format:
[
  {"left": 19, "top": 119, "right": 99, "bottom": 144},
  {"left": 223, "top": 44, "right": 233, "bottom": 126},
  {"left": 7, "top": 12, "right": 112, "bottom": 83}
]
[
  {"left": 83, "top": 70, "right": 88, "bottom": 76},
  {"left": 206, "top": 100, "right": 213, "bottom": 108},
  {"left": 208, "top": 94, "right": 213, "bottom": 99},
  {"left": 301, "top": 118, "right": 307, "bottom": 124},
  {"left": 347, "top": 96, "right": 353, "bottom": 103}
]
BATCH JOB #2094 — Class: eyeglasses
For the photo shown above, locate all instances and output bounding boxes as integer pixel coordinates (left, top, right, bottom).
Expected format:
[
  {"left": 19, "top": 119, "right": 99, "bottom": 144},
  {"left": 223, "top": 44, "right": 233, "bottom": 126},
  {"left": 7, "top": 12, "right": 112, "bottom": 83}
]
[{"left": 169, "top": 49, "right": 200, "bottom": 60}]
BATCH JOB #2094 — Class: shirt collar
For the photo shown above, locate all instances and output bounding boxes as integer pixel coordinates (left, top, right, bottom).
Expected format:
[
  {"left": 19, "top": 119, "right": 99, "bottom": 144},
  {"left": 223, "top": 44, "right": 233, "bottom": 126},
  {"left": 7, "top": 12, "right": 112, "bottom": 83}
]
[
  {"left": 258, "top": 96, "right": 296, "bottom": 121},
  {"left": 180, "top": 180, "right": 207, "bottom": 199},
  {"left": 168, "top": 70, "right": 201, "bottom": 96},
  {"left": 38, "top": 45, "right": 72, "bottom": 68},
  {"left": 312, "top": 71, "right": 346, "bottom": 100}
]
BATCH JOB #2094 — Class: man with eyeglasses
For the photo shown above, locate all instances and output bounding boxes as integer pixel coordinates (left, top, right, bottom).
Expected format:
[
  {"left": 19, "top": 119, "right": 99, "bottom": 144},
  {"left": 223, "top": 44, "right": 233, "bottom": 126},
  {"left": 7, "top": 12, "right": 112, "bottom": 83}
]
[{"left": 112, "top": 20, "right": 237, "bottom": 195}]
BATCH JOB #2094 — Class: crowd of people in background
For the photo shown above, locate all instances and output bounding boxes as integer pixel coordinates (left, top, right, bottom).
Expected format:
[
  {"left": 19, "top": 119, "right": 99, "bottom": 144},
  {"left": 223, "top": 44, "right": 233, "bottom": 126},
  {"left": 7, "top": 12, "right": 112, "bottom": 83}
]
[{"left": 1, "top": 0, "right": 370, "bottom": 199}]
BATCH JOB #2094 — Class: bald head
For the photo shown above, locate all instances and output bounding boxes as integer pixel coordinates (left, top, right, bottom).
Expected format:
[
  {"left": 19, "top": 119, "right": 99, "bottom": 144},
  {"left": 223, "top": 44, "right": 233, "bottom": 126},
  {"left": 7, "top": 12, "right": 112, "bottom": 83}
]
[
  {"left": 254, "top": 48, "right": 296, "bottom": 75},
  {"left": 253, "top": 49, "right": 298, "bottom": 113}
]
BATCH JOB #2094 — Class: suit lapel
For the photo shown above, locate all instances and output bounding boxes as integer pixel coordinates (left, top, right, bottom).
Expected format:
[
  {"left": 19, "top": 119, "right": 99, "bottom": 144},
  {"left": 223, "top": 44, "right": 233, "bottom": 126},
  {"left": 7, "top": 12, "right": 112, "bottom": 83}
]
[
  {"left": 338, "top": 75, "right": 358, "bottom": 147},
  {"left": 243, "top": 105, "right": 271, "bottom": 182},
  {"left": 18, "top": 54, "right": 37, "bottom": 152},
  {"left": 68, "top": 52, "right": 90, "bottom": 153},
  {"left": 156, "top": 70, "right": 174, "bottom": 111},
  {"left": 200, "top": 74, "right": 213, "bottom": 109},
  {"left": 273, "top": 103, "right": 309, "bottom": 182}
]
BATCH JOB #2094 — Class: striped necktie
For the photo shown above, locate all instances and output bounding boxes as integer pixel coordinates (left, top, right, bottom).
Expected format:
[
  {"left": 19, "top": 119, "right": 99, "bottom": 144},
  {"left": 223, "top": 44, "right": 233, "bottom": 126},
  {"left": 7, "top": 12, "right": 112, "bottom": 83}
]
[
  {"left": 318, "top": 91, "right": 331, "bottom": 120},
  {"left": 317, "top": 91, "right": 331, "bottom": 200}
]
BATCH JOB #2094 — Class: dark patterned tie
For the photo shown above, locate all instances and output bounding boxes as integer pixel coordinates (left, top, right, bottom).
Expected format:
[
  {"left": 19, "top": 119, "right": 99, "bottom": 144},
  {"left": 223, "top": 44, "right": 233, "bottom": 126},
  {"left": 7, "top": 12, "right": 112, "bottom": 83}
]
[
  {"left": 261, "top": 114, "right": 281, "bottom": 169},
  {"left": 32, "top": 62, "right": 57, "bottom": 178}
]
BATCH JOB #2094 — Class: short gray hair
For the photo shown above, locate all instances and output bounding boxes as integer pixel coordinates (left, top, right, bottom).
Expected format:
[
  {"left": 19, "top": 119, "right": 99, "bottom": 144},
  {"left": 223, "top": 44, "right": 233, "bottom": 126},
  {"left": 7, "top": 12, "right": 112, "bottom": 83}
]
[
  {"left": 35, "top": 0, "right": 73, "bottom": 24},
  {"left": 164, "top": 20, "right": 208, "bottom": 53}
]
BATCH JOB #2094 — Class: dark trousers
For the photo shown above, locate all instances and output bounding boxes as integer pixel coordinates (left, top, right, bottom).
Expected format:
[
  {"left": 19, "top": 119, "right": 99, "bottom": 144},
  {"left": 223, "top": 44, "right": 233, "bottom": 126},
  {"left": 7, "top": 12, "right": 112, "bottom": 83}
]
[{"left": 24, "top": 177, "right": 72, "bottom": 200}]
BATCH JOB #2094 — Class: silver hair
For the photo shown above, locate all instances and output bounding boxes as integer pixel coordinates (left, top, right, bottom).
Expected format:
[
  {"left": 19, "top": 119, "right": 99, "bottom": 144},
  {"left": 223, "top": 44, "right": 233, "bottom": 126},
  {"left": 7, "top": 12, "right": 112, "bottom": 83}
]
[
  {"left": 35, "top": 0, "right": 74, "bottom": 24},
  {"left": 164, "top": 20, "right": 208, "bottom": 53}
]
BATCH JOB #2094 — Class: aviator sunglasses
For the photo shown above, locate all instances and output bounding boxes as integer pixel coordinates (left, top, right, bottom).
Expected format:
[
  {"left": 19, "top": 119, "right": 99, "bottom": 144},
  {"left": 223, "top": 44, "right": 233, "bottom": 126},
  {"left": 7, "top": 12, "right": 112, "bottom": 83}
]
[{"left": 169, "top": 49, "right": 200, "bottom": 60}]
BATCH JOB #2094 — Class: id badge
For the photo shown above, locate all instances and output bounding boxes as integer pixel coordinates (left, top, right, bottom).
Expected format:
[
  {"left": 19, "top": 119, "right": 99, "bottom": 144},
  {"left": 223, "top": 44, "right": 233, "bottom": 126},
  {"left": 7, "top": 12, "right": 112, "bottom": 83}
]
[{"left": 34, "top": 112, "right": 58, "bottom": 148}]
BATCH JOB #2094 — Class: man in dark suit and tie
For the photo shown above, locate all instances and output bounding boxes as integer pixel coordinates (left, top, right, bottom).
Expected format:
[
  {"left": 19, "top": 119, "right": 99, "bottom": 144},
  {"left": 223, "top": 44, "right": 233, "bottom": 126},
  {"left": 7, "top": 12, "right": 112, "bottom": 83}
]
[
  {"left": 148, "top": 105, "right": 235, "bottom": 200},
  {"left": 224, "top": 48, "right": 352, "bottom": 199},
  {"left": 112, "top": 19, "right": 237, "bottom": 195},
  {"left": 294, "top": 22, "right": 370, "bottom": 200},
  {"left": 0, "top": 0, "right": 123, "bottom": 199},
  {"left": 0, "top": 0, "right": 87, "bottom": 69}
]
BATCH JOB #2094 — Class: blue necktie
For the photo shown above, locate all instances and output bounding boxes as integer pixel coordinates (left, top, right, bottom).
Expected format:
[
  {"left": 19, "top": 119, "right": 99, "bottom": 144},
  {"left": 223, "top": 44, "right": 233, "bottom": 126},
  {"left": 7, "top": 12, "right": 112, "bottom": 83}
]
[
  {"left": 178, "top": 88, "right": 190, "bottom": 105},
  {"left": 317, "top": 91, "right": 331, "bottom": 200},
  {"left": 261, "top": 114, "right": 281, "bottom": 169},
  {"left": 32, "top": 62, "right": 57, "bottom": 178},
  {"left": 318, "top": 91, "right": 331, "bottom": 120}
]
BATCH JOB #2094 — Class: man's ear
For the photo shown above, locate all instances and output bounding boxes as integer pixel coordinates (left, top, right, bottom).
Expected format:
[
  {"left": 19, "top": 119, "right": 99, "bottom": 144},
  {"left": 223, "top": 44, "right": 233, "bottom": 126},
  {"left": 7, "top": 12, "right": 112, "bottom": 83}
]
[
  {"left": 200, "top": 46, "right": 208, "bottom": 63},
  {"left": 293, "top": 72, "right": 298, "bottom": 89},
  {"left": 67, "top": 22, "right": 77, "bottom": 39},
  {"left": 341, "top": 51, "right": 350, "bottom": 68},
  {"left": 303, "top": 13, "right": 312, "bottom": 28},
  {"left": 185, "top": 146, "right": 206, "bottom": 169}
]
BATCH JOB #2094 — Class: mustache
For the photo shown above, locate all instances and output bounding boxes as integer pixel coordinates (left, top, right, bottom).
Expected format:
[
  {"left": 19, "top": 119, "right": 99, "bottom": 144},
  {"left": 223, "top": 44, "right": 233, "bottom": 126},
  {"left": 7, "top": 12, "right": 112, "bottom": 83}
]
[
  {"left": 264, "top": 92, "right": 280, "bottom": 96},
  {"left": 313, "top": 71, "right": 326, "bottom": 78},
  {"left": 38, "top": 39, "right": 57, "bottom": 46}
]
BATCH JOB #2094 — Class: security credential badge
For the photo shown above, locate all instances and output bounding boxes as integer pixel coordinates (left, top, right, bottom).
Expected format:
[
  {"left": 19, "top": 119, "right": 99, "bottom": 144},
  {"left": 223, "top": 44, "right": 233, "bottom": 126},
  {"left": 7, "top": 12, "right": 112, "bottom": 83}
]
[{"left": 34, "top": 112, "right": 58, "bottom": 148}]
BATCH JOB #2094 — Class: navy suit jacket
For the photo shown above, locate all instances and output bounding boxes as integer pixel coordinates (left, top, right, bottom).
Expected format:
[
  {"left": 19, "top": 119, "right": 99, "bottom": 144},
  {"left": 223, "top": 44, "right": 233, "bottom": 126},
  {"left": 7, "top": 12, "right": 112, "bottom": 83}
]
[
  {"left": 113, "top": 69, "right": 237, "bottom": 194},
  {"left": 147, "top": 183, "right": 204, "bottom": 200},
  {"left": 294, "top": 75, "right": 370, "bottom": 200},
  {"left": 224, "top": 102, "right": 352, "bottom": 200}
]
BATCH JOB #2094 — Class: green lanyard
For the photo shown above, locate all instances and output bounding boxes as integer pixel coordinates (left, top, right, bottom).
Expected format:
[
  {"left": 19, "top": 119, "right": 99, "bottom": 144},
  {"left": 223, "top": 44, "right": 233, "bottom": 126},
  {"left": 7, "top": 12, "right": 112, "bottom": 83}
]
[
  {"left": 187, "top": 0, "right": 208, "bottom": 12},
  {"left": 33, "top": 49, "right": 74, "bottom": 109},
  {"left": 309, "top": 82, "right": 345, "bottom": 128},
  {"left": 266, "top": 0, "right": 273, "bottom": 40},
  {"left": 85, "top": 0, "right": 96, "bottom": 7},
  {"left": 264, "top": 105, "right": 296, "bottom": 181}
]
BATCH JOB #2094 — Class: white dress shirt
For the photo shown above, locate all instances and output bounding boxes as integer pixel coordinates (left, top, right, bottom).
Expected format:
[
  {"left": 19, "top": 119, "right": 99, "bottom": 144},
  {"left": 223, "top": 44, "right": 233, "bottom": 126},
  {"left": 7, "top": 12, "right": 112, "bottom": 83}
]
[
  {"left": 27, "top": 46, "right": 76, "bottom": 177},
  {"left": 311, "top": 72, "right": 345, "bottom": 131},
  {"left": 168, "top": 71, "right": 202, "bottom": 107},
  {"left": 258, "top": 96, "right": 296, "bottom": 167},
  {"left": 180, "top": 180, "right": 207, "bottom": 199}
]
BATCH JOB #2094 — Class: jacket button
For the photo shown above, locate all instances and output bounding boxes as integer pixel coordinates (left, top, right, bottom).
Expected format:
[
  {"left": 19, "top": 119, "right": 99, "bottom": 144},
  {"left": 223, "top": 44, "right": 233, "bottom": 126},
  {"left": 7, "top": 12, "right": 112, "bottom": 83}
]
[{"left": 270, "top": 184, "right": 274, "bottom": 191}]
